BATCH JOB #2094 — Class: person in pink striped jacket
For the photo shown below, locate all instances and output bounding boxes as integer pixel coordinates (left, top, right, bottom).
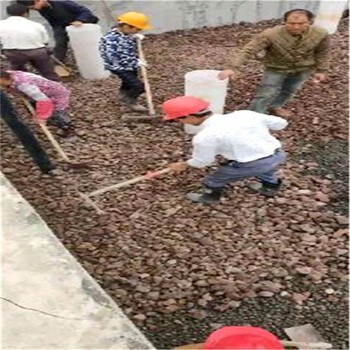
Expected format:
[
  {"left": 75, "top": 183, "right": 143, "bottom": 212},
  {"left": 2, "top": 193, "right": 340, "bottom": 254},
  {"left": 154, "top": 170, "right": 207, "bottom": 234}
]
[{"left": 0, "top": 69, "right": 75, "bottom": 138}]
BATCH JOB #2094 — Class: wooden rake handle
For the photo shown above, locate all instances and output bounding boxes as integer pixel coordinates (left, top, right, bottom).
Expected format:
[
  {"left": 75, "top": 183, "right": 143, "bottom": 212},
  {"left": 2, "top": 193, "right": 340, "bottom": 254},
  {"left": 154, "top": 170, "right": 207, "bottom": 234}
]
[
  {"left": 38, "top": 123, "right": 70, "bottom": 162},
  {"left": 88, "top": 168, "right": 171, "bottom": 197},
  {"left": 136, "top": 38, "right": 156, "bottom": 116},
  {"left": 23, "top": 98, "right": 71, "bottom": 162}
]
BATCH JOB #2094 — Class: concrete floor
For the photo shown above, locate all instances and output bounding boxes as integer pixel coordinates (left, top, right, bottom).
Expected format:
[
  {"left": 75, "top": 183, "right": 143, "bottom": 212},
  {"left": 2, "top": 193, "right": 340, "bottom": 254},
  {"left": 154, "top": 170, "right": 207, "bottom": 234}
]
[{"left": 1, "top": 173, "right": 154, "bottom": 349}]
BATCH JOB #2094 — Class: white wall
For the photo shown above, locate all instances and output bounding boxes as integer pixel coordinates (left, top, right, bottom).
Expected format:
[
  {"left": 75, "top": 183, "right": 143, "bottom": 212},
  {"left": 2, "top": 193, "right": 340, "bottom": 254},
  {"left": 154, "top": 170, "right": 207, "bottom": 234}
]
[{"left": 1, "top": 0, "right": 324, "bottom": 35}]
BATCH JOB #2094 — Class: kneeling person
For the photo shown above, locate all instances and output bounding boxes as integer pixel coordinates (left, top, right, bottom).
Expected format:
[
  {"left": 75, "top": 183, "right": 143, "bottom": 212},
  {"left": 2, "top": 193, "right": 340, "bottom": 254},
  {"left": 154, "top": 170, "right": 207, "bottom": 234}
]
[{"left": 162, "top": 96, "right": 288, "bottom": 205}]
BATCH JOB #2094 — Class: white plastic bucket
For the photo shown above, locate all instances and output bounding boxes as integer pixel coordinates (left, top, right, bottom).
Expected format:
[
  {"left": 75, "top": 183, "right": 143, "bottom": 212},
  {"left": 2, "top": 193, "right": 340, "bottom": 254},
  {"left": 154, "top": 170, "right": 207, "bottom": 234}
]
[
  {"left": 314, "top": 0, "right": 348, "bottom": 34},
  {"left": 66, "top": 24, "right": 110, "bottom": 80},
  {"left": 184, "top": 70, "right": 228, "bottom": 134}
]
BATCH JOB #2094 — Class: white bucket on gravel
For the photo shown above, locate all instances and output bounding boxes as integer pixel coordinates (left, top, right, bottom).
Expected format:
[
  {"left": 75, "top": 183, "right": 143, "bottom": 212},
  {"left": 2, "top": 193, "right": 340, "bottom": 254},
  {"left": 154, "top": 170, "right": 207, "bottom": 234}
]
[
  {"left": 66, "top": 24, "right": 110, "bottom": 80},
  {"left": 184, "top": 70, "right": 228, "bottom": 134}
]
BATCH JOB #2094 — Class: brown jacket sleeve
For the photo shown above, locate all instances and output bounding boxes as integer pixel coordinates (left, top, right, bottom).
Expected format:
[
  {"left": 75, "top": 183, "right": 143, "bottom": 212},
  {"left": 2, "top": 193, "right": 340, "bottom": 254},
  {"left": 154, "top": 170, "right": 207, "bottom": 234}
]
[
  {"left": 229, "top": 30, "right": 271, "bottom": 70},
  {"left": 314, "top": 35, "right": 331, "bottom": 73}
]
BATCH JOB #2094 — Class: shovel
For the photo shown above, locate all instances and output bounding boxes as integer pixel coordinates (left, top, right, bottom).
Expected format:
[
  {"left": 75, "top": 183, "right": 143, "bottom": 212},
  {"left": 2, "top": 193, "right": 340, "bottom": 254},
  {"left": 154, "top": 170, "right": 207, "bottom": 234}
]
[
  {"left": 51, "top": 56, "right": 71, "bottom": 78},
  {"left": 284, "top": 324, "right": 331, "bottom": 349},
  {"left": 23, "top": 98, "right": 90, "bottom": 169},
  {"left": 121, "top": 38, "right": 161, "bottom": 121}
]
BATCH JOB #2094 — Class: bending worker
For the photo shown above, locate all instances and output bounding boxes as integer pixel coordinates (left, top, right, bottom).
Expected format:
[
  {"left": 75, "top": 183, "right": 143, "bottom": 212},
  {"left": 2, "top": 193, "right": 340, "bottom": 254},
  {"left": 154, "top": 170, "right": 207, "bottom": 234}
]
[
  {"left": 0, "top": 3, "right": 59, "bottom": 81},
  {"left": 219, "top": 9, "right": 330, "bottom": 118},
  {"left": 17, "top": 0, "right": 99, "bottom": 62},
  {"left": 163, "top": 96, "right": 288, "bottom": 205}
]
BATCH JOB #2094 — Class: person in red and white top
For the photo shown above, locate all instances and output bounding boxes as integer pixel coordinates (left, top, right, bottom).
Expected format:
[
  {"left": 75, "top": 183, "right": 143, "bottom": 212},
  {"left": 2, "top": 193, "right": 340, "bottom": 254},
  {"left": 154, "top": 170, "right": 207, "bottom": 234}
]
[
  {"left": 0, "top": 69, "right": 75, "bottom": 139},
  {"left": 0, "top": 3, "right": 59, "bottom": 81},
  {"left": 162, "top": 96, "right": 288, "bottom": 205}
]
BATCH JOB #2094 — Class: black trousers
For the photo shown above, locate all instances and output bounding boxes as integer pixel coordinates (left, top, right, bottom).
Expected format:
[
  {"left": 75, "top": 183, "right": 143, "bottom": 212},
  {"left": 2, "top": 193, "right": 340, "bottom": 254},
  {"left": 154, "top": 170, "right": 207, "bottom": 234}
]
[
  {"left": 113, "top": 70, "right": 145, "bottom": 99},
  {"left": 0, "top": 92, "right": 55, "bottom": 174},
  {"left": 53, "top": 18, "right": 99, "bottom": 62},
  {"left": 53, "top": 26, "right": 69, "bottom": 62},
  {"left": 3, "top": 48, "right": 59, "bottom": 81}
]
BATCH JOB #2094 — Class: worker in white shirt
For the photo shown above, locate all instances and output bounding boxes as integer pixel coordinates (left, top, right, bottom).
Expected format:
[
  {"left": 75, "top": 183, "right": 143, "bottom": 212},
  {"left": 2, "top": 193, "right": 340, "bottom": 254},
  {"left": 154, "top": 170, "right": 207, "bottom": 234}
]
[
  {"left": 0, "top": 3, "right": 59, "bottom": 81},
  {"left": 162, "top": 96, "right": 288, "bottom": 205}
]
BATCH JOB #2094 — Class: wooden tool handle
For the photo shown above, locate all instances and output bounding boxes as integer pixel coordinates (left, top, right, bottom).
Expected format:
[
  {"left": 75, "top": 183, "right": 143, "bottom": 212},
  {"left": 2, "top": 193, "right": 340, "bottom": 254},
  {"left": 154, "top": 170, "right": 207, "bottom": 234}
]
[
  {"left": 281, "top": 340, "right": 332, "bottom": 348},
  {"left": 136, "top": 38, "right": 156, "bottom": 116},
  {"left": 78, "top": 191, "right": 105, "bottom": 215},
  {"left": 51, "top": 55, "right": 71, "bottom": 72},
  {"left": 89, "top": 168, "right": 171, "bottom": 197},
  {"left": 23, "top": 98, "right": 70, "bottom": 162},
  {"left": 39, "top": 123, "right": 70, "bottom": 161}
]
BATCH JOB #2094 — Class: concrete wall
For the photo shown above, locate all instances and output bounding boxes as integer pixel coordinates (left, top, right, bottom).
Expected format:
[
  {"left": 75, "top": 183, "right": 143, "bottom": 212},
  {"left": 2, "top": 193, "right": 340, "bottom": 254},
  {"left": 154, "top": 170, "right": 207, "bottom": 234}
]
[
  {"left": 89, "top": 0, "right": 322, "bottom": 33},
  {"left": 1, "top": 172, "right": 154, "bottom": 349},
  {"left": 1, "top": 0, "right": 323, "bottom": 35}
]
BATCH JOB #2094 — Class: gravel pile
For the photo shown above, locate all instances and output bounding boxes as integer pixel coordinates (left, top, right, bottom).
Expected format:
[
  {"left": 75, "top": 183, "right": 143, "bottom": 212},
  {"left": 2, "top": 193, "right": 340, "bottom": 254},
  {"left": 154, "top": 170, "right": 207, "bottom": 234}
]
[{"left": 1, "top": 18, "right": 348, "bottom": 348}]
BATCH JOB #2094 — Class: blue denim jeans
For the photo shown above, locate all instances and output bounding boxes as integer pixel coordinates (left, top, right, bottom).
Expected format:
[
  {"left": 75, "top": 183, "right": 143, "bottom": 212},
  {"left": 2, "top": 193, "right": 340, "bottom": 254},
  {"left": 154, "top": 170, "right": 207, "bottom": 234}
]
[
  {"left": 249, "top": 69, "right": 311, "bottom": 113},
  {"left": 204, "top": 149, "right": 286, "bottom": 188}
]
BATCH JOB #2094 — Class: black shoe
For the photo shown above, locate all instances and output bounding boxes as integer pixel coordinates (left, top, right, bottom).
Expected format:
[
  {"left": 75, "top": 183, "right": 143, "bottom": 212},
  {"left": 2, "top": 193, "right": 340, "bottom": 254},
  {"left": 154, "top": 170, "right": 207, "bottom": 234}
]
[
  {"left": 186, "top": 187, "right": 223, "bottom": 205},
  {"left": 119, "top": 91, "right": 131, "bottom": 104},
  {"left": 248, "top": 179, "right": 282, "bottom": 197},
  {"left": 129, "top": 102, "right": 148, "bottom": 112},
  {"left": 60, "top": 127, "right": 76, "bottom": 140}
]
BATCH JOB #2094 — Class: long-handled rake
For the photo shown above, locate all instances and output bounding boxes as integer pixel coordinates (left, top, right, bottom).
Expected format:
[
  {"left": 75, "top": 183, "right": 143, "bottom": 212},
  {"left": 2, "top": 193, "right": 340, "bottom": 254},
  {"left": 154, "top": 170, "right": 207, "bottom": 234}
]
[
  {"left": 79, "top": 167, "right": 171, "bottom": 214},
  {"left": 23, "top": 98, "right": 89, "bottom": 169},
  {"left": 121, "top": 38, "right": 161, "bottom": 121}
]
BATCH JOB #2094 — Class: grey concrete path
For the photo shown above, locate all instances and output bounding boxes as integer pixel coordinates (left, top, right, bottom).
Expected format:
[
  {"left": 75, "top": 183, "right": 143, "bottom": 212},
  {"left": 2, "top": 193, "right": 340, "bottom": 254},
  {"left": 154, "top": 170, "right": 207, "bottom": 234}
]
[{"left": 1, "top": 173, "right": 154, "bottom": 350}]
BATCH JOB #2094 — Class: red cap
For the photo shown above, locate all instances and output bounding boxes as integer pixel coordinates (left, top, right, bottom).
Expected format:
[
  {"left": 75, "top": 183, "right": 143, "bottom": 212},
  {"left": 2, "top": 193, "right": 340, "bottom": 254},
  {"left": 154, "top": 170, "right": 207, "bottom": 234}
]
[
  {"left": 203, "top": 326, "right": 284, "bottom": 350},
  {"left": 162, "top": 96, "right": 209, "bottom": 120}
]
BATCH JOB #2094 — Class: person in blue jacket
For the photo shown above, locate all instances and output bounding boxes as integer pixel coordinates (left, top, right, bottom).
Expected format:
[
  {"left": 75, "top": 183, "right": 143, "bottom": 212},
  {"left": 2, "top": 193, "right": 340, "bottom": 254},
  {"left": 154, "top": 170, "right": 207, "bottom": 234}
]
[
  {"left": 99, "top": 12, "right": 152, "bottom": 112},
  {"left": 17, "top": 0, "right": 98, "bottom": 62}
]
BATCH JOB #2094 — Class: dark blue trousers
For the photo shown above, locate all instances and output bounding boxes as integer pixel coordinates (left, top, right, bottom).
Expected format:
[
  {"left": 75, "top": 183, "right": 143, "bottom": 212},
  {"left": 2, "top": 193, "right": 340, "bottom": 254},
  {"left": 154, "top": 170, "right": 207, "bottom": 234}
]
[{"left": 112, "top": 70, "right": 145, "bottom": 99}]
